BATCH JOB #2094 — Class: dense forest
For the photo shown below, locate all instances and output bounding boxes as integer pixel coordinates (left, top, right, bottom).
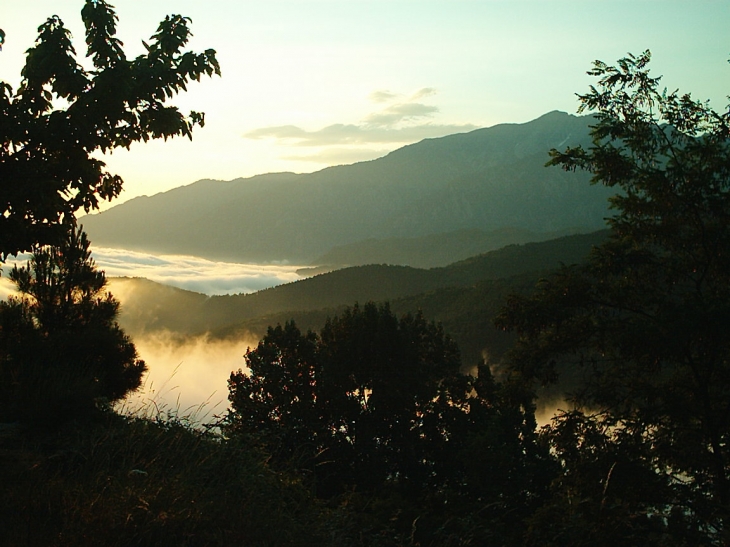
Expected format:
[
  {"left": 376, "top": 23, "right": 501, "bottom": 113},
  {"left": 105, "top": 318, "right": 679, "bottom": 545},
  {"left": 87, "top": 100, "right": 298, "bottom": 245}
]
[{"left": 2, "top": 3, "right": 730, "bottom": 546}]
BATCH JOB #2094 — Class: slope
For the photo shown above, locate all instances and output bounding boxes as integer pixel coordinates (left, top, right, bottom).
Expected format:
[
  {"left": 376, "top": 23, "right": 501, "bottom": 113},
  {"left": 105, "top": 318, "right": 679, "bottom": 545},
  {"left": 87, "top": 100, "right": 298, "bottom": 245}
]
[
  {"left": 82, "top": 111, "right": 611, "bottom": 263},
  {"left": 114, "top": 231, "right": 609, "bottom": 367}
]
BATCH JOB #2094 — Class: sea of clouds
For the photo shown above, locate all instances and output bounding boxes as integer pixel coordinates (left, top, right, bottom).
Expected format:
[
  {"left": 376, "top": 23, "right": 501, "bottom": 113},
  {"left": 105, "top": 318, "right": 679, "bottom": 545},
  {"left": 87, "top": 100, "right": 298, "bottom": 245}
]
[
  {"left": 1, "top": 248, "right": 307, "bottom": 423},
  {"left": 2, "top": 247, "right": 305, "bottom": 297},
  {"left": 92, "top": 247, "right": 305, "bottom": 296}
]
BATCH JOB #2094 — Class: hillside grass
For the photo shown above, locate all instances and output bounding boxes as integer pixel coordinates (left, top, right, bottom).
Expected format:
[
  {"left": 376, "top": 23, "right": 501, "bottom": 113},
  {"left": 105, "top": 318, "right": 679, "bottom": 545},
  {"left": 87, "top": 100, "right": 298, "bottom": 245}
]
[{"left": 0, "top": 410, "right": 333, "bottom": 547}]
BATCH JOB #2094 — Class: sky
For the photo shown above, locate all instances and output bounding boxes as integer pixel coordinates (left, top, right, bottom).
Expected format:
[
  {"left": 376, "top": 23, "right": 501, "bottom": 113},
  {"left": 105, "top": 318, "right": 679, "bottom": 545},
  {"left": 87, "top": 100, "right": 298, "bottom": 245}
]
[{"left": 1, "top": 1, "right": 728, "bottom": 208}]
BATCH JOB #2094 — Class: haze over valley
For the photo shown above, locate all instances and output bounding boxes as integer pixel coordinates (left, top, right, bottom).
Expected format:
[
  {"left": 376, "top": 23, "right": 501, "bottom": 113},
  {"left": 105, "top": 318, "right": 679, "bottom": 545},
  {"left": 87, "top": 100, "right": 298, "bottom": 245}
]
[
  {"left": 103, "top": 228, "right": 607, "bottom": 418},
  {"left": 70, "top": 112, "right": 616, "bottom": 414}
]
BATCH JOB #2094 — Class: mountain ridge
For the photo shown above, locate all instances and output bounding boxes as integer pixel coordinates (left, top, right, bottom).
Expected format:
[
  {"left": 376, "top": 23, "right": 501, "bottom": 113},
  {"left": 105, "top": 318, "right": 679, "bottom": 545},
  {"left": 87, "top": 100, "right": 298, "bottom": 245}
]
[{"left": 82, "top": 111, "right": 610, "bottom": 263}]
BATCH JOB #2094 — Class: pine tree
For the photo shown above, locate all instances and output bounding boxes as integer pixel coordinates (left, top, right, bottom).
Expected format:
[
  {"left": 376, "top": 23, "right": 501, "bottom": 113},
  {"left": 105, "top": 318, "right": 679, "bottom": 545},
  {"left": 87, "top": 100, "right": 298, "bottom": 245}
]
[{"left": 0, "top": 227, "right": 146, "bottom": 424}]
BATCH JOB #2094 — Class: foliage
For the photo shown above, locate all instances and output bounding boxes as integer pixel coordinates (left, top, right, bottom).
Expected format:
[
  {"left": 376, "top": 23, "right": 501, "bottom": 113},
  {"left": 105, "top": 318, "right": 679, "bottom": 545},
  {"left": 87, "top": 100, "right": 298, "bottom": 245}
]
[
  {"left": 0, "top": 0, "right": 220, "bottom": 257},
  {"left": 0, "top": 227, "right": 146, "bottom": 424},
  {"left": 497, "top": 50, "right": 730, "bottom": 544},
  {"left": 227, "top": 302, "right": 466, "bottom": 494},
  {"left": 0, "top": 412, "right": 329, "bottom": 547},
  {"left": 226, "top": 301, "right": 554, "bottom": 544}
]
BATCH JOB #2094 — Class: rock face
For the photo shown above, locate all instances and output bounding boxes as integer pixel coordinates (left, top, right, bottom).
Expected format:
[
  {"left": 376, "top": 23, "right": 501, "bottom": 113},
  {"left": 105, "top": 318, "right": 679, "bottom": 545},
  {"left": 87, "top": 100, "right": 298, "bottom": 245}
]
[{"left": 81, "top": 111, "right": 612, "bottom": 263}]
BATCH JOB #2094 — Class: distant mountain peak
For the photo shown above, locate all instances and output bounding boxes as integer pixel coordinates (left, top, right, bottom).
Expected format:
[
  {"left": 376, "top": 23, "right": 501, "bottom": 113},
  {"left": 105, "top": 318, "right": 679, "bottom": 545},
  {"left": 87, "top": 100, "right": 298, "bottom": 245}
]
[{"left": 81, "top": 111, "right": 612, "bottom": 264}]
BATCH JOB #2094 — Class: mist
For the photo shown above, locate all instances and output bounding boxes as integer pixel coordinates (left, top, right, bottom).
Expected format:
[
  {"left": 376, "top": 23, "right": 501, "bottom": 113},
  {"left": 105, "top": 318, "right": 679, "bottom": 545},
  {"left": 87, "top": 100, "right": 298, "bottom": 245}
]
[
  {"left": 92, "top": 246, "right": 304, "bottom": 295},
  {"left": 2, "top": 250, "right": 281, "bottom": 423},
  {"left": 0, "top": 276, "right": 15, "bottom": 300},
  {"left": 2, "top": 267, "right": 257, "bottom": 422},
  {"left": 118, "top": 330, "right": 259, "bottom": 423}
]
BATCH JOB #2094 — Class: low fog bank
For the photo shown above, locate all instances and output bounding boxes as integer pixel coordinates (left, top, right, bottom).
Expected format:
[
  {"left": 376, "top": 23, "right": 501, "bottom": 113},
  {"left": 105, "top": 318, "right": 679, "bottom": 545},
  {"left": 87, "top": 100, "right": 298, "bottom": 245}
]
[
  {"left": 1, "top": 272, "right": 260, "bottom": 423},
  {"left": 0, "top": 276, "right": 16, "bottom": 300},
  {"left": 5, "top": 246, "right": 304, "bottom": 296},
  {"left": 3, "top": 271, "right": 565, "bottom": 426},
  {"left": 119, "top": 331, "right": 260, "bottom": 423},
  {"left": 93, "top": 246, "right": 304, "bottom": 295},
  {"left": 4, "top": 247, "right": 304, "bottom": 416}
]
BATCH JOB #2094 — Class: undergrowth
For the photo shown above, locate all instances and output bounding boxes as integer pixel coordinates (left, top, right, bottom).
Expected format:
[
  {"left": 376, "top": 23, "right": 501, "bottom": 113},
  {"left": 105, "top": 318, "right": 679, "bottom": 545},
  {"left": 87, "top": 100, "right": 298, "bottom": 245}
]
[{"left": 0, "top": 408, "right": 332, "bottom": 547}]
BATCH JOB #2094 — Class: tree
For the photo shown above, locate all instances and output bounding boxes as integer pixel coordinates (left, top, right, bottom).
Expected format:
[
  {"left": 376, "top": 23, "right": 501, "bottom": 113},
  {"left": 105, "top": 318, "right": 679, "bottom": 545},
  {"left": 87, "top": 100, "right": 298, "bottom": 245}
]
[
  {"left": 227, "top": 303, "right": 469, "bottom": 494},
  {"left": 0, "top": 0, "right": 220, "bottom": 257},
  {"left": 226, "top": 302, "right": 554, "bottom": 544},
  {"left": 0, "top": 226, "right": 146, "bottom": 424},
  {"left": 497, "top": 51, "right": 730, "bottom": 544}
]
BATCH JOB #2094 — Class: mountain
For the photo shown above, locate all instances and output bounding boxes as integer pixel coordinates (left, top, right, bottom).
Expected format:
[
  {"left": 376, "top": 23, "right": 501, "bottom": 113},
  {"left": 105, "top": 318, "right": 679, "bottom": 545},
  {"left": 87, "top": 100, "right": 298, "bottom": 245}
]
[
  {"left": 112, "top": 230, "right": 609, "bottom": 366},
  {"left": 82, "top": 111, "right": 612, "bottom": 263},
  {"left": 308, "top": 226, "right": 585, "bottom": 269}
]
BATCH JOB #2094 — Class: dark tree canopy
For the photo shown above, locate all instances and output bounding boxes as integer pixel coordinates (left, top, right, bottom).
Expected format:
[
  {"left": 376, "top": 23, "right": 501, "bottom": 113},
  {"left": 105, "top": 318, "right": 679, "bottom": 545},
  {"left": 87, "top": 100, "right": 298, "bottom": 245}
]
[
  {"left": 227, "top": 303, "right": 466, "bottom": 493},
  {"left": 497, "top": 51, "right": 730, "bottom": 544},
  {"left": 0, "top": 226, "right": 146, "bottom": 424},
  {"left": 226, "top": 302, "right": 553, "bottom": 542},
  {"left": 0, "top": 0, "right": 220, "bottom": 257}
]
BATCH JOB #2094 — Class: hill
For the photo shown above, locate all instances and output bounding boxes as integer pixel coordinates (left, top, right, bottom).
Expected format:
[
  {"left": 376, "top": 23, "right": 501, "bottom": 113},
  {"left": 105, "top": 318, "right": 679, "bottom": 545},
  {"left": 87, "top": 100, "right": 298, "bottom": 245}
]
[
  {"left": 308, "top": 226, "right": 584, "bottom": 269},
  {"left": 83, "top": 111, "right": 611, "bottom": 263},
  {"left": 112, "top": 230, "right": 609, "bottom": 366}
]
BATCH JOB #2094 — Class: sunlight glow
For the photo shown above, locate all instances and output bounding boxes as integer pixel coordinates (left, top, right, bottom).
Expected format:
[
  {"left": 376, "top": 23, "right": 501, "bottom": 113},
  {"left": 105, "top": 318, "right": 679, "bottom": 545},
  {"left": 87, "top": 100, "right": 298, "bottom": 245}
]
[{"left": 2, "top": 1, "right": 726, "bottom": 207}]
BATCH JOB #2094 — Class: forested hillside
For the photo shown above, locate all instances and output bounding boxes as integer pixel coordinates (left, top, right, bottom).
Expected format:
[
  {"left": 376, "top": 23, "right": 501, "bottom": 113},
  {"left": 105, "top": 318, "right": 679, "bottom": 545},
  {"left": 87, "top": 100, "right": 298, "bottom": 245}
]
[
  {"left": 113, "top": 230, "right": 609, "bottom": 366},
  {"left": 310, "top": 226, "right": 583, "bottom": 268}
]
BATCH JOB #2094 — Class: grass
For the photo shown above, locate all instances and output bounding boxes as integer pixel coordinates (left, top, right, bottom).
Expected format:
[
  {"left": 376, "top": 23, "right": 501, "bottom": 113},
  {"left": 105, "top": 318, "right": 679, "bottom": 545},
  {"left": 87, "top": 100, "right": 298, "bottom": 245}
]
[{"left": 0, "top": 404, "right": 332, "bottom": 547}]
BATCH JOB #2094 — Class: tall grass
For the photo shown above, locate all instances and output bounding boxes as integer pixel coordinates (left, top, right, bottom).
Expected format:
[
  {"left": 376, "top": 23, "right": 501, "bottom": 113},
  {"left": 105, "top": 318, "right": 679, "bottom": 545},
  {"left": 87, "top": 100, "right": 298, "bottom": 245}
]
[{"left": 0, "top": 397, "right": 330, "bottom": 546}]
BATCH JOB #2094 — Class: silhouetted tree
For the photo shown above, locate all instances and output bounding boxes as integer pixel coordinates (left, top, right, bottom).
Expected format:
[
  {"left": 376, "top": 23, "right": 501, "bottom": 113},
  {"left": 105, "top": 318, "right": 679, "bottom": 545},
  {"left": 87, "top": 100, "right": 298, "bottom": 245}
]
[
  {"left": 0, "top": 227, "right": 146, "bottom": 424},
  {"left": 497, "top": 50, "right": 730, "bottom": 545},
  {"left": 0, "top": 0, "right": 220, "bottom": 257},
  {"left": 227, "top": 303, "right": 468, "bottom": 494},
  {"left": 227, "top": 302, "right": 553, "bottom": 544}
]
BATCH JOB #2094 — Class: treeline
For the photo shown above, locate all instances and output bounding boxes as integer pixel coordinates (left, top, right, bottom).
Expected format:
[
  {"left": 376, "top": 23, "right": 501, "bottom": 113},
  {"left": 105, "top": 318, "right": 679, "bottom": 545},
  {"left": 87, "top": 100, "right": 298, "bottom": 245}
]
[{"left": 114, "top": 230, "right": 609, "bottom": 367}]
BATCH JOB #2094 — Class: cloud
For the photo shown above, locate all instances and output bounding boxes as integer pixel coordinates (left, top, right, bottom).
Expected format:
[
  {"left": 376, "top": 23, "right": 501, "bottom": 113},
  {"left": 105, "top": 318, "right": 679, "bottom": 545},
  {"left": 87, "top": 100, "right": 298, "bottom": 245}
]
[
  {"left": 1, "top": 274, "right": 250, "bottom": 424},
  {"left": 363, "top": 102, "right": 439, "bottom": 126},
  {"left": 368, "top": 87, "right": 436, "bottom": 104},
  {"left": 0, "top": 276, "right": 17, "bottom": 301},
  {"left": 4, "top": 248, "right": 303, "bottom": 298},
  {"left": 91, "top": 247, "right": 304, "bottom": 295},
  {"left": 117, "top": 330, "right": 259, "bottom": 424},
  {"left": 245, "top": 122, "right": 477, "bottom": 147},
  {"left": 244, "top": 125, "right": 309, "bottom": 140},
  {"left": 243, "top": 87, "right": 477, "bottom": 148},
  {"left": 3, "top": 252, "right": 270, "bottom": 425},
  {"left": 409, "top": 87, "right": 437, "bottom": 100},
  {"left": 368, "top": 89, "right": 398, "bottom": 103},
  {"left": 284, "top": 147, "right": 390, "bottom": 164},
  {"left": 4, "top": 245, "right": 305, "bottom": 303}
]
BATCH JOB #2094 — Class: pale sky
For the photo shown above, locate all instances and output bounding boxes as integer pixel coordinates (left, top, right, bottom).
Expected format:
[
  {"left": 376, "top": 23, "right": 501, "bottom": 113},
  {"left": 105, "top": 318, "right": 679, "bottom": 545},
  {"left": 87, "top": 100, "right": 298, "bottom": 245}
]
[{"left": 1, "top": 1, "right": 728, "bottom": 207}]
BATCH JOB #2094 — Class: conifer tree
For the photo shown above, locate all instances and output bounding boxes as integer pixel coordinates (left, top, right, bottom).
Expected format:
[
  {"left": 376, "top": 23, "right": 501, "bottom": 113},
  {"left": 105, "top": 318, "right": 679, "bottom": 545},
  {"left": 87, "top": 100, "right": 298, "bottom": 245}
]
[{"left": 0, "top": 226, "right": 146, "bottom": 424}]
